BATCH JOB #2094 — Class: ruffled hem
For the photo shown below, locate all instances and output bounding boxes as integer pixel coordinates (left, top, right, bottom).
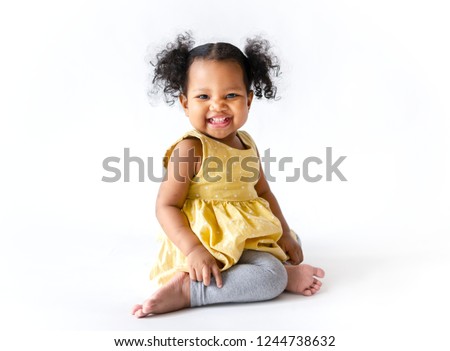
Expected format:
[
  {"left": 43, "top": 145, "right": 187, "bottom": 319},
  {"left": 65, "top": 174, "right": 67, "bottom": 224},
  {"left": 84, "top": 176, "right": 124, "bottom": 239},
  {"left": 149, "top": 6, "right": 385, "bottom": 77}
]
[{"left": 150, "top": 197, "right": 290, "bottom": 286}]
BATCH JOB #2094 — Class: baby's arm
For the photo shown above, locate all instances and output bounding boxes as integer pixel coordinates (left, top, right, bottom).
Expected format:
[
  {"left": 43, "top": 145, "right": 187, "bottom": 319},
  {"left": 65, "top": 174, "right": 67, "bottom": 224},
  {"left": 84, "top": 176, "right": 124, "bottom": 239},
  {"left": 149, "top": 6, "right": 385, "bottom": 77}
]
[
  {"left": 156, "top": 138, "right": 222, "bottom": 287},
  {"left": 254, "top": 163, "right": 304, "bottom": 264}
]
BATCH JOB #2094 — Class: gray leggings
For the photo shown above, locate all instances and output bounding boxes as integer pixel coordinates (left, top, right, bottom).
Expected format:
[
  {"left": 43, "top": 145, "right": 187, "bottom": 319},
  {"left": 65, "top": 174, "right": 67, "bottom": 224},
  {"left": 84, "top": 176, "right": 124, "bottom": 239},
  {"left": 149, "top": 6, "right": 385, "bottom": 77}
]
[{"left": 190, "top": 250, "right": 288, "bottom": 307}]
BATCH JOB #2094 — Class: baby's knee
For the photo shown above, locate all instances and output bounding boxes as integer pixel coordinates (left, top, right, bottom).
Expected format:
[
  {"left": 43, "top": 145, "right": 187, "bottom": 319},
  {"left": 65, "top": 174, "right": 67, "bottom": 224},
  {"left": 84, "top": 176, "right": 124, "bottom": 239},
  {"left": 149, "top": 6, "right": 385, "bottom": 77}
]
[
  {"left": 259, "top": 256, "right": 288, "bottom": 299},
  {"left": 271, "top": 260, "right": 288, "bottom": 294}
]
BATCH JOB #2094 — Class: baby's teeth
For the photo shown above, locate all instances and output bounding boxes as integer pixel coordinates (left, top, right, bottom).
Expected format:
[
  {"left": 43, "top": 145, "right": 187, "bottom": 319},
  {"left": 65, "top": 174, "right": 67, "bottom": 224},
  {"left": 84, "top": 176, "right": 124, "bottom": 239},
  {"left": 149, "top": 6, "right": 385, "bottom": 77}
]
[{"left": 211, "top": 117, "right": 226, "bottom": 122}]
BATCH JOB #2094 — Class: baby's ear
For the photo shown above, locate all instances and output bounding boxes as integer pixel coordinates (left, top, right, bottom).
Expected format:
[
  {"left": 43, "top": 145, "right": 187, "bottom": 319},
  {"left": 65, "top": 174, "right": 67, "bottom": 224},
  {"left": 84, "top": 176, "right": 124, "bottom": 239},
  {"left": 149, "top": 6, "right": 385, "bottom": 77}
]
[
  {"left": 179, "top": 94, "right": 189, "bottom": 116},
  {"left": 247, "top": 90, "right": 254, "bottom": 109}
]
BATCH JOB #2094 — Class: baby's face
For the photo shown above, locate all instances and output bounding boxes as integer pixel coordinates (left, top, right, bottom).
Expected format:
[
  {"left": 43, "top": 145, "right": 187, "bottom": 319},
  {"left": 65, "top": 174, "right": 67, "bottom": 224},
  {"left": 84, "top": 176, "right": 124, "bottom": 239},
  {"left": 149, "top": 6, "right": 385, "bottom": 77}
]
[{"left": 179, "top": 59, "right": 253, "bottom": 144}]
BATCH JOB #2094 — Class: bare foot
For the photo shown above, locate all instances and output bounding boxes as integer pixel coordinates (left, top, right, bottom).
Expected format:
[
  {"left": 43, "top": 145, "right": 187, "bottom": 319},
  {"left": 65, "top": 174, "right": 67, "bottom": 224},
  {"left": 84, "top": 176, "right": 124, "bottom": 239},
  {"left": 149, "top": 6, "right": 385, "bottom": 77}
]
[
  {"left": 285, "top": 264, "right": 325, "bottom": 296},
  {"left": 131, "top": 272, "right": 190, "bottom": 318}
]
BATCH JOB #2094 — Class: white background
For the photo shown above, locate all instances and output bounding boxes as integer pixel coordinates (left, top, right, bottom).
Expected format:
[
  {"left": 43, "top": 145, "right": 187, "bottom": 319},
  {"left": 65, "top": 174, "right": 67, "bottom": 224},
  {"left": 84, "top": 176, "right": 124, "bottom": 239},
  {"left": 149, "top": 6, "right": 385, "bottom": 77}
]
[{"left": 1, "top": 0, "right": 449, "bottom": 350}]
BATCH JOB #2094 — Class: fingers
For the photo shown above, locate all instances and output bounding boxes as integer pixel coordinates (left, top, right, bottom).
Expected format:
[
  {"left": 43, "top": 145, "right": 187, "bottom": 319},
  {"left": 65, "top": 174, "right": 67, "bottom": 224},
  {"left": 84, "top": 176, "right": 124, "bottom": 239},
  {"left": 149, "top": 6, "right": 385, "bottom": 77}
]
[
  {"left": 211, "top": 265, "right": 223, "bottom": 288},
  {"left": 189, "top": 267, "right": 197, "bottom": 282},
  {"left": 282, "top": 240, "right": 303, "bottom": 265},
  {"left": 190, "top": 267, "right": 204, "bottom": 282},
  {"left": 287, "top": 248, "right": 302, "bottom": 265},
  {"left": 189, "top": 263, "right": 222, "bottom": 288},
  {"left": 202, "top": 266, "right": 211, "bottom": 286},
  {"left": 190, "top": 266, "right": 205, "bottom": 283},
  {"left": 297, "top": 248, "right": 304, "bottom": 263},
  {"left": 186, "top": 246, "right": 223, "bottom": 287},
  {"left": 288, "top": 252, "right": 300, "bottom": 265}
]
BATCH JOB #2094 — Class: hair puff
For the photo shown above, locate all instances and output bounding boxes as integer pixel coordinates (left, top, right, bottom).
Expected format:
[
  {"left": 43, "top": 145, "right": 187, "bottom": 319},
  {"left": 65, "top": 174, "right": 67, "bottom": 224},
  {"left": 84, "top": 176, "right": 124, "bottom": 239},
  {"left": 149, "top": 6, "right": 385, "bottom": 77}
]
[
  {"left": 150, "top": 32, "right": 195, "bottom": 105},
  {"left": 244, "top": 37, "right": 280, "bottom": 100}
]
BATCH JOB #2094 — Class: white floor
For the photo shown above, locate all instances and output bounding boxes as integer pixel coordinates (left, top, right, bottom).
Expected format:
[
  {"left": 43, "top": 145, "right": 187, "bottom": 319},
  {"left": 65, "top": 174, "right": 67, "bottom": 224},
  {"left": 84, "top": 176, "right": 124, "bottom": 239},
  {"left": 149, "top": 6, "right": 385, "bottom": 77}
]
[{"left": 3, "top": 221, "right": 449, "bottom": 351}]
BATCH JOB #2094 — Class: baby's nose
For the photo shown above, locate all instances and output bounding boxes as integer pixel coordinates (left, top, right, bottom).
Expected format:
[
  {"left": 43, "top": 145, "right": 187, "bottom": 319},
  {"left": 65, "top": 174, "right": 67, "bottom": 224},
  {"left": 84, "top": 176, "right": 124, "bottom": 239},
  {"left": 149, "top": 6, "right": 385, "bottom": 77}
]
[{"left": 209, "top": 99, "right": 226, "bottom": 111}]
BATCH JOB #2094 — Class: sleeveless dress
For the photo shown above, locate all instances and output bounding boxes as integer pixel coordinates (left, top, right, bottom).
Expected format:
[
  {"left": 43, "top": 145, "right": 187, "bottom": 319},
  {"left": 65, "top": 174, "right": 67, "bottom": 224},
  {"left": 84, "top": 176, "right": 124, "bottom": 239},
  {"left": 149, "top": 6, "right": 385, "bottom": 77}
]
[{"left": 150, "top": 129, "right": 290, "bottom": 286}]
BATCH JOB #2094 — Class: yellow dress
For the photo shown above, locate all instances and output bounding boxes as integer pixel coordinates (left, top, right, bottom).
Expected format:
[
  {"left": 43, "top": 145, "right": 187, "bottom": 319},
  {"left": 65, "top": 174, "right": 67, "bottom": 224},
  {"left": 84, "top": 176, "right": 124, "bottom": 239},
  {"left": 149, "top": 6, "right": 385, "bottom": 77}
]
[{"left": 150, "top": 129, "right": 289, "bottom": 286}]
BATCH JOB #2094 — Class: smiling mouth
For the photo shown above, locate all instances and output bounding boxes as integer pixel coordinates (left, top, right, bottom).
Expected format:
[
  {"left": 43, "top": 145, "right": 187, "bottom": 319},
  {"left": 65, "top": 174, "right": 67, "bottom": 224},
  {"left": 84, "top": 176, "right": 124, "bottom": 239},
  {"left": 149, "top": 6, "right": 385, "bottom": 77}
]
[{"left": 207, "top": 117, "right": 231, "bottom": 126}]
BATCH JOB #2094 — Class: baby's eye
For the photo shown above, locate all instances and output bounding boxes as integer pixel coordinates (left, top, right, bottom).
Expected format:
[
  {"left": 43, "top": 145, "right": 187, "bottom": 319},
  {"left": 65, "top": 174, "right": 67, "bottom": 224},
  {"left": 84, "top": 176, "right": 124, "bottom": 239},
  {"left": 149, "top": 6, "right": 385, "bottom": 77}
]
[
  {"left": 196, "top": 94, "right": 209, "bottom": 100},
  {"left": 226, "top": 93, "right": 238, "bottom": 99}
]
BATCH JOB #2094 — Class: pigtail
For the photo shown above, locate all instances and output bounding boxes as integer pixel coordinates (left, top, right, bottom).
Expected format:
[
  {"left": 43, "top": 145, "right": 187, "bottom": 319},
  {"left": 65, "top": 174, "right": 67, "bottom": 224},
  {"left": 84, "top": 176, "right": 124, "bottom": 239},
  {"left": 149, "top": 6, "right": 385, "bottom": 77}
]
[
  {"left": 149, "top": 32, "right": 195, "bottom": 105},
  {"left": 244, "top": 37, "right": 280, "bottom": 100}
]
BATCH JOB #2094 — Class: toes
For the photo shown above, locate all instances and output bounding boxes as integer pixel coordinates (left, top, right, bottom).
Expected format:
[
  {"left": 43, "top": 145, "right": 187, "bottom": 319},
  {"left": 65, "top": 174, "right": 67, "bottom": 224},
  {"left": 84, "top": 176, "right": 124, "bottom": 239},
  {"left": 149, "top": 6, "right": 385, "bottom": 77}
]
[
  {"left": 311, "top": 281, "right": 321, "bottom": 291},
  {"left": 131, "top": 304, "right": 142, "bottom": 315},
  {"left": 314, "top": 267, "right": 325, "bottom": 278},
  {"left": 134, "top": 309, "right": 146, "bottom": 318},
  {"left": 132, "top": 301, "right": 154, "bottom": 318},
  {"left": 302, "top": 289, "right": 312, "bottom": 296},
  {"left": 142, "top": 300, "right": 153, "bottom": 314}
]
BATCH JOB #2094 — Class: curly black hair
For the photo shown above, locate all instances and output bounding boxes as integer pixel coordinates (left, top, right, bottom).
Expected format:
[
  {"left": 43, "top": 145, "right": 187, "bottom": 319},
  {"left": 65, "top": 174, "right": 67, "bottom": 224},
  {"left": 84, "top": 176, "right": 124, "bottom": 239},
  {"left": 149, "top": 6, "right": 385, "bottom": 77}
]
[{"left": 149, "top": 32, "right": 280, "bottom": 105}]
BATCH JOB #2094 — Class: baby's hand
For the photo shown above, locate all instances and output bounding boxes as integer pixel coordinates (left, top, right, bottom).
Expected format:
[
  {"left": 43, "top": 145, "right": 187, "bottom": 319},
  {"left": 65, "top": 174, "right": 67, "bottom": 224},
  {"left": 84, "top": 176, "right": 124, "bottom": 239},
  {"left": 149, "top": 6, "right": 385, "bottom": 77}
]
[
  {"left": 186, "top": 245, "right": 223, "bottom": 288},
  {"left": 278, "top": 233, "right": 304, "bottom": 265}
]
